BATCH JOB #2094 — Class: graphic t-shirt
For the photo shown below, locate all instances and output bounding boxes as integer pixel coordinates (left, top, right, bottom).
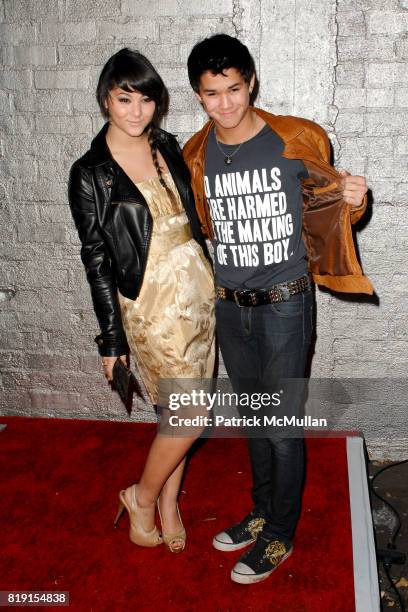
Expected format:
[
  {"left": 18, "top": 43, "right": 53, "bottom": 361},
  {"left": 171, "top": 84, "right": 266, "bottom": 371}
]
[{"left": 204, "top": 124, "right": 309, "bottom": 289}]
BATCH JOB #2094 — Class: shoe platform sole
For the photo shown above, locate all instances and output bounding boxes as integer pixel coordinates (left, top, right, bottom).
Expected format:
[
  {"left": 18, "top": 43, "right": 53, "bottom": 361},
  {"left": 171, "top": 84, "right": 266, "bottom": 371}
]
[
  {"left": 212, "top": 536, "right": 255, "bottom": 552},
  {"left": 230, "top": 548, "right": 293, "bottom": 584}
]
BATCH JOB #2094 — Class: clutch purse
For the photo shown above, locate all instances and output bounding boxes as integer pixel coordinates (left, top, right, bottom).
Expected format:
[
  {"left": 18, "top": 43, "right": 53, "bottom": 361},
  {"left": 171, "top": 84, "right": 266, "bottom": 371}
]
[{"left": 112, "top": 359, "right": 144, "bottom": 414}]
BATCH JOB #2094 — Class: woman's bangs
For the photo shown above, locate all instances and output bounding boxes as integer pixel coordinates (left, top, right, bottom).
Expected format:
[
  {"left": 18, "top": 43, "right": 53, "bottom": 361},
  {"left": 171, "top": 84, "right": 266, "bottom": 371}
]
[{"left": 113, "top": 74, "right": 160, "bottom": 101}]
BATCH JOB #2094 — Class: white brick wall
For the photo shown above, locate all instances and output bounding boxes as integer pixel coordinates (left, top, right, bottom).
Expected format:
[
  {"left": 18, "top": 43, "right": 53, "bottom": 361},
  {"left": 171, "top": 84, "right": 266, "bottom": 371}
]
[
  {"left": 0, "top": 0, "right": 407, "bottom": 458},
  {"left": 335, "top": 1, "right": 408, "bottom": 466}
]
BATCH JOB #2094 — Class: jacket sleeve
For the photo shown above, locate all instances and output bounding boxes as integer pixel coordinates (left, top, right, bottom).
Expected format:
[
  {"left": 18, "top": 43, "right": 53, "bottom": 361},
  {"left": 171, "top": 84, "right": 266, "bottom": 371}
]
[
  {"left": 68, "top": 161, "right": 129, "bottom": 357},
  {"left": 349, "top": 194, "right": 367, "bottom": 225}
]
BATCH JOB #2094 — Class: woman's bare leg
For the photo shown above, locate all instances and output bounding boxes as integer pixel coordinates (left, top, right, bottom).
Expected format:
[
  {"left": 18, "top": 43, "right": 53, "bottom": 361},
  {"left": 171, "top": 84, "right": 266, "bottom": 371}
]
[
  {"left": 133, "top": 434, "right": 196, "bottom": 532},
  {"left": 158, "top": 457, "right": 187, "bottom": 533}
]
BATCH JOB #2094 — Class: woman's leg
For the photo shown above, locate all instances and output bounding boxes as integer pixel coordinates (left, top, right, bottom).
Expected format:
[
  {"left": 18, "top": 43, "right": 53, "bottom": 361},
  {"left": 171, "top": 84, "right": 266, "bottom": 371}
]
[
  {"left": 133, "top": 435, "right": 195, "bottom": 532},
  {"left": 157, "top": 457, "right": 186, "bottom": 533}
]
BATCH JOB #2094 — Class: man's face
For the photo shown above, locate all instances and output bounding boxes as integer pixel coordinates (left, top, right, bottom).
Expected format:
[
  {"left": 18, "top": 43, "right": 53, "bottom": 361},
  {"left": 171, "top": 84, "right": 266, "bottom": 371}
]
[{"left": 195, "top": 68, "right": 255, "bottom": 130}]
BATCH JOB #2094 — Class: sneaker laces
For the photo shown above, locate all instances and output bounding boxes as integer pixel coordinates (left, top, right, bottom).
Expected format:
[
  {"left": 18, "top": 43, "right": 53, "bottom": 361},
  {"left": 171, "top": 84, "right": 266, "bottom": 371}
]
[
  {"left": 247, "top": 517, "right": 266, "bottom": 539},
  {"left": 263, "top": 540, "right": 288, "bottom": 565}
]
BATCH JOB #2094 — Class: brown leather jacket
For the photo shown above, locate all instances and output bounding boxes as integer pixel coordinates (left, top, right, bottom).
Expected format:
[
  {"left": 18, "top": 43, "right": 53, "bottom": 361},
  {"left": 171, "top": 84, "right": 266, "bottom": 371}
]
[{"left": 183, "top": 107, "right": 373, "bottom": 294}]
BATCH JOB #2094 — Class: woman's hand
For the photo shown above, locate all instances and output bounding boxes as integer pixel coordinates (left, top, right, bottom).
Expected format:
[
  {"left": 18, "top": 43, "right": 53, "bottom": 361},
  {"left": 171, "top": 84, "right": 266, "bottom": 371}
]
[{"left": 102, "top": 354, "right": 128, "bottom": 382}]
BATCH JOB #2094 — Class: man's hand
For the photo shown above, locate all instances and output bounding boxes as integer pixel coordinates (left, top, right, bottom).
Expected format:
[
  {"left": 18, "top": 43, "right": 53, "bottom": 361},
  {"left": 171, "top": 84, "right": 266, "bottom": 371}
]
[
  {"left": 339, "top": 169, "right": 368, "bottom": 208},
  {"left": 102, "top": 354, "right": 127, "bottom": 382}
]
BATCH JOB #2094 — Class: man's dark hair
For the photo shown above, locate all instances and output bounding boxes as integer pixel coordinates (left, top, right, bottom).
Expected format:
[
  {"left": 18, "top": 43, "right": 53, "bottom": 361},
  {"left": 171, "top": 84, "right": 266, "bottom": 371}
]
[{"left": 187, "top": 34, "right": 256, "bottom": 93}]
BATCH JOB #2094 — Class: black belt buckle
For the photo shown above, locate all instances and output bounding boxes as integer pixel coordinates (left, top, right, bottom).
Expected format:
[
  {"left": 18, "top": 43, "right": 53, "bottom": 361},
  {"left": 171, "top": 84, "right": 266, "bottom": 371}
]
[{"left": 233, "top": 289, "right": 259, "bottom": 307}]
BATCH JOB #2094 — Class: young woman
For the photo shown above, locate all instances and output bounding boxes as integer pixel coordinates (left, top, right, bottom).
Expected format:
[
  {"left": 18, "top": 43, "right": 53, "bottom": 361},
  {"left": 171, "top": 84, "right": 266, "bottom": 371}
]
[{"left": 68, "top": 48, "right": 215, "bottom": 553}]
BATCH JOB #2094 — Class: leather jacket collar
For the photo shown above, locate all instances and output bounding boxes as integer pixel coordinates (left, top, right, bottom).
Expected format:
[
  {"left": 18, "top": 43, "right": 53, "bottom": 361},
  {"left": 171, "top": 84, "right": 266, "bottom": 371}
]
[
  {"left": 84, "top": 122, "right": 190, "bottom": 204},
  {"left": 86, "top": 122, "right": 173, "bottom": 168},
  {"left": 87, "top": 122, "right": 111, "bottom": 167}
]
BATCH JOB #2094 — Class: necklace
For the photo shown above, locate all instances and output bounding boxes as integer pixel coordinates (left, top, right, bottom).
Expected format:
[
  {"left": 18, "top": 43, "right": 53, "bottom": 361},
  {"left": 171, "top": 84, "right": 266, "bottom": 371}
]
[{"left": 214, "top": 132, "right": 244, "bottom": 165}]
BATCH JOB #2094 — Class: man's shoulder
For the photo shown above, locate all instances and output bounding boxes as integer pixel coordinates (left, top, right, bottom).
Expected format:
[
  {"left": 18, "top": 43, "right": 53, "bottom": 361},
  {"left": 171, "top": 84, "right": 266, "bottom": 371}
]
[
  {"left": 254, "top": 107, "right": 327, "bottom": 141},
  {"left": 254, "top": 108, "right": 330, "bottom": 162},
  {"left": 288, "top": 114, "right": 328, "bottom": 144}
]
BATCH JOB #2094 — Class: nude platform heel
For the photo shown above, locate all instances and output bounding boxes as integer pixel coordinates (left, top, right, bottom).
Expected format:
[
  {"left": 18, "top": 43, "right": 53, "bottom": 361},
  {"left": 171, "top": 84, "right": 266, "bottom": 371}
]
[
  {"left": 157, "top": 497, "right": 186, "bottom": 553},
  {"left": 114, "top": 483, "right": 163, "bottom": 547}
]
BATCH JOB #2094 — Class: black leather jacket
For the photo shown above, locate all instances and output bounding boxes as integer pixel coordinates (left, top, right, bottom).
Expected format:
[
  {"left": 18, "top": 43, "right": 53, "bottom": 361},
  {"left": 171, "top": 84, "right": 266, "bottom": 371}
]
[{"left": 68, "top": 123, "right": 210, "bottom": 357}]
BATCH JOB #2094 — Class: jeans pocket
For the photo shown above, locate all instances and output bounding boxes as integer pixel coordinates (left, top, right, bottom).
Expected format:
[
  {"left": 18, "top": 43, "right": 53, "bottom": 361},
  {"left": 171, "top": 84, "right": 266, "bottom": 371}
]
[{"left": 269, "top": 293, "right": 303, "bottom": 318}]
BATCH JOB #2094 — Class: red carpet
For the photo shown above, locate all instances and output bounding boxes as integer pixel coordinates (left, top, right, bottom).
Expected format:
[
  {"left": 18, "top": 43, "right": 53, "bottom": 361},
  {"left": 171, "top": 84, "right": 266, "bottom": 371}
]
[{"left": 0, "top": 417, "right": 355, "bottom": 611}]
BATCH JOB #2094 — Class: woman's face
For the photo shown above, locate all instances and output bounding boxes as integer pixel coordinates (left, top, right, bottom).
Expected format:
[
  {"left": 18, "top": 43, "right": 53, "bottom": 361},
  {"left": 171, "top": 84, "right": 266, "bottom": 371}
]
[{"left": 105, "top": 87, "right": 156, "bottom": 138}]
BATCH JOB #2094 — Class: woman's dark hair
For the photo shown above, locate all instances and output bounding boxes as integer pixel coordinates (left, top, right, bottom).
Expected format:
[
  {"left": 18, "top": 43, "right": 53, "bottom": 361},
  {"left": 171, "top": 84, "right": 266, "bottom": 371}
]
[
  {"left": 187, "top": 34, "right": 256, "bottom": 93},
  {"left": 96, "top": 47, "right": 168, "bottom": 122},
  {"left": 96, "top": 48, "right": 174, "bottom": 200}
]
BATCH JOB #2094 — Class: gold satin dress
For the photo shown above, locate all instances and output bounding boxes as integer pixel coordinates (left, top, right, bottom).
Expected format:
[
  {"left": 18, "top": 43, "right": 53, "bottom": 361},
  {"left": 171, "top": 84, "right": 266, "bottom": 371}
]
[{"left": 117, "top": 173, "right": 215, "bottom": 404}]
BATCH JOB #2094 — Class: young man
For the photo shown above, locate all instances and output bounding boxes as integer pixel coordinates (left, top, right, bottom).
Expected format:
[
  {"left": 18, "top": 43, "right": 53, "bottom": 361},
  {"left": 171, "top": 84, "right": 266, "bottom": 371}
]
[{"left": 183, "top": 34, "right": 372, "bottom": 584}]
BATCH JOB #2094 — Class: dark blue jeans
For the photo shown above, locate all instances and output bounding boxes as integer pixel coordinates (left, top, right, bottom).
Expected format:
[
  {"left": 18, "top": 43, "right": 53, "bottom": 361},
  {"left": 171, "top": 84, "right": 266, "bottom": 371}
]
[{"left": 215, "top": 288, "right": 314, "bottom": 545}]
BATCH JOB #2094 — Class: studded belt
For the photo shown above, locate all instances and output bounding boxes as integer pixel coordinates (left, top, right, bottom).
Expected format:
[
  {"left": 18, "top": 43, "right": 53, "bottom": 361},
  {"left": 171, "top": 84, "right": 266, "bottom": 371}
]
[{"left": 216, "top": 275, "right": 311, "bottom": 307}]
